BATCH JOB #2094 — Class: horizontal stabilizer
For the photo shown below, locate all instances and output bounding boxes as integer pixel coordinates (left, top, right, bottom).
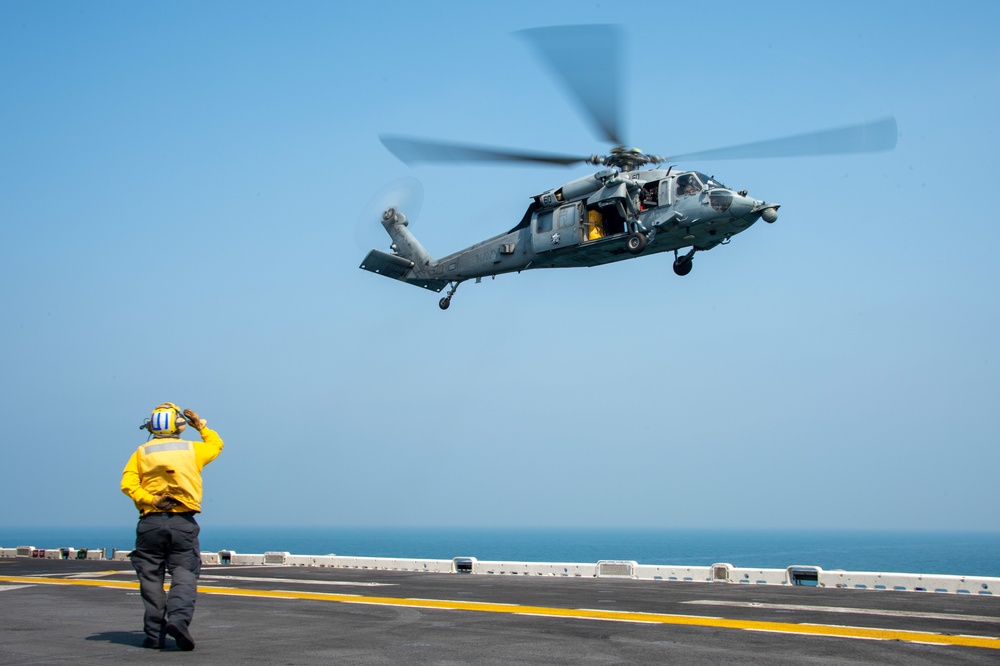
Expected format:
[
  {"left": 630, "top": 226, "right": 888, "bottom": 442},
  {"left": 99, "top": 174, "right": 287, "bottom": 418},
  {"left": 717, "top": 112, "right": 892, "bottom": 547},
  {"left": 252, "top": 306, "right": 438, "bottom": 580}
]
[
  {"left": 404, "top": 278, "right": 451, "bottom": 292},
  {"left": 360, "top": 249, "right": 451, "bottom": 293},
  {"left": 360, "top": 249, "right": 413, "bottom": 280}
]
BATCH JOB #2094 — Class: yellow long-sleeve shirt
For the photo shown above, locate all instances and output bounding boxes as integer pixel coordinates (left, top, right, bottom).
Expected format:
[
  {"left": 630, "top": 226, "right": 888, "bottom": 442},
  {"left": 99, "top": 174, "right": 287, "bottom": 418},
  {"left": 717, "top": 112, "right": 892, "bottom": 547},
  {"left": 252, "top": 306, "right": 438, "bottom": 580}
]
[{"left": 121, "top": 427, "right": 224, "bottom": 515}]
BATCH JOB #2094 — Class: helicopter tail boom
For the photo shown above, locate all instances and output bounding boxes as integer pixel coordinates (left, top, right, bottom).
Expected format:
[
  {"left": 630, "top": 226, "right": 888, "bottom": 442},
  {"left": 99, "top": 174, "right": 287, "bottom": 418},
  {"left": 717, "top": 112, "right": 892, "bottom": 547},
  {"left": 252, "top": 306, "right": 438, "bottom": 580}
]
[
  {"left": 379, "top": 208, "right": 431, "bottom": 264},
  {"left": 358, "top": 208, "right": 451, "bottom": 293}
]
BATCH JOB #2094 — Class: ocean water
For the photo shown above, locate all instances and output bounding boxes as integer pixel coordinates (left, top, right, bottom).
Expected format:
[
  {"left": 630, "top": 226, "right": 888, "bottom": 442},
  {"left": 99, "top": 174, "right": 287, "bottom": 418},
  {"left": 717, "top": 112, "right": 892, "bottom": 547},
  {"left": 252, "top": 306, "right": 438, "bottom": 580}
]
[{"left": 2, "top": 526, "right": 998, "bottom": 577}]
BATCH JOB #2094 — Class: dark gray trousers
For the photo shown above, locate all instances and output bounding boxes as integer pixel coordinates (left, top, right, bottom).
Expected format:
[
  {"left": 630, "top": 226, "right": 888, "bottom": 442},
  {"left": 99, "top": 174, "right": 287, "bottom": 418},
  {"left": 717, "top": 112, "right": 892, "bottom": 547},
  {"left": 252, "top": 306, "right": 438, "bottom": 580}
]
[{"left": 130, "top": 512, "right": 202, "bottom": 643}]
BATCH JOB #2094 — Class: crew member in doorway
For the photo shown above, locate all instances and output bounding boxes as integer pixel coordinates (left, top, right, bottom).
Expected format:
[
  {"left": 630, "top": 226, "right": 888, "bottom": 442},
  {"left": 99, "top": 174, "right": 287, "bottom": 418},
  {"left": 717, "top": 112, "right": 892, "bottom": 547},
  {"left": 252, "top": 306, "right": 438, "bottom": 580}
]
[
  {"left": 121, "top": 403, "right": 224, "bottom": 651},
  {"left": 587, "top": 209, "right": 605, "bottom": 240},
  {"left": 639, "top": 182, "right": 658, "bottom": 209}
]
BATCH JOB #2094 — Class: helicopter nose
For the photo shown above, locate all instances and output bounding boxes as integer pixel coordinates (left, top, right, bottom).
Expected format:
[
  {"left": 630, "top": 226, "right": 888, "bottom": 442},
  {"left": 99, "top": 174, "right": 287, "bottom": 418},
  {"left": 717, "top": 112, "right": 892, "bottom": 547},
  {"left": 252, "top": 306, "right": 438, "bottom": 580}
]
[{"left": 726, "top": 193, "right": 755, "bottom": 217}]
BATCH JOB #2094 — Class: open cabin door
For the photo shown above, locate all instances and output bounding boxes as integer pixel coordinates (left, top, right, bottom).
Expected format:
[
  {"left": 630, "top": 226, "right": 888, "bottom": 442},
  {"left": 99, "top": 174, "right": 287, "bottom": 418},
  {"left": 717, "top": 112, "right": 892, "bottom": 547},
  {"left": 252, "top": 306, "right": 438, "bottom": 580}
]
[
  {"left": 582, "top": 181, "right": 634, "bottom": 240},
  {"left": 531, "top": 202, "right": 584, "bottom": 254}
]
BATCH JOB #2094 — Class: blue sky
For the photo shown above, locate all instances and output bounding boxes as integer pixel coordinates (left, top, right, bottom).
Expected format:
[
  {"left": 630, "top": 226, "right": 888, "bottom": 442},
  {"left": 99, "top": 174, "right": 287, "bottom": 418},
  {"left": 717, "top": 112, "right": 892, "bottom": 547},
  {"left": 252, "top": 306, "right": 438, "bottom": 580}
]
[{"left": 1, "top": 1, "right": 997, "bottom": 532}]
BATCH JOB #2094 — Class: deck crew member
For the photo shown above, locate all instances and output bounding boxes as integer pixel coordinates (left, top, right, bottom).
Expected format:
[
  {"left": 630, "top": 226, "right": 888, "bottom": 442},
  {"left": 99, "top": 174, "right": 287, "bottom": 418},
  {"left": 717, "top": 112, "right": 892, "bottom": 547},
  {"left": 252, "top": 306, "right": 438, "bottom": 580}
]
[{"left": 121, "top": 402, "right": 224, "bottom": 651}]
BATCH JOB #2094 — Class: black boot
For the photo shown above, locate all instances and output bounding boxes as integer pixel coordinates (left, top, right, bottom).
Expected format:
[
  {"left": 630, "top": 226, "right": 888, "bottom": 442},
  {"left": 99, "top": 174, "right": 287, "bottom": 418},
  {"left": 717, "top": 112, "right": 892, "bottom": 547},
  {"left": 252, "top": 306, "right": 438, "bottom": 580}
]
[{"left": 165, "top": 622, "right": 195, "bottom": 651}]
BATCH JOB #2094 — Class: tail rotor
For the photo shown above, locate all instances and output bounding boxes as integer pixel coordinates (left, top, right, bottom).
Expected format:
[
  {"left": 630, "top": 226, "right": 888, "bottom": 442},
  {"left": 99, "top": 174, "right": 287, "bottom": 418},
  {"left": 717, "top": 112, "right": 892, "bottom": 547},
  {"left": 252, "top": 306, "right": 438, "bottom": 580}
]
[{"left": 355, "top": 177, "right": 424, "bottom": 251}]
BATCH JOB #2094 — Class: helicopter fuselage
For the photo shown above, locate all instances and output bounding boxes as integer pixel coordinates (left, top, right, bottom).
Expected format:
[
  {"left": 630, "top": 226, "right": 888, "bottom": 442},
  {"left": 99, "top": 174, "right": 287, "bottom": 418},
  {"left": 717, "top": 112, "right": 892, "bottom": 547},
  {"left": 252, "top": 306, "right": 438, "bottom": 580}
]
[
  {"left": 362, "top": 24, "right": 897, "bottom": 309},
  {"left": 360, "top": 167, "right": 779, "bottom": 306}
]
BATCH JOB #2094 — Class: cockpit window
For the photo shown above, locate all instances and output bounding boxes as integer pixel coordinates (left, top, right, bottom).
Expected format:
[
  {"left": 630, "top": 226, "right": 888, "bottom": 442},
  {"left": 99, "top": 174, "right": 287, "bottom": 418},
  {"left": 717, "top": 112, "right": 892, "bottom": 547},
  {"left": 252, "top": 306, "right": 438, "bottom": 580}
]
[
  {"left": 695, "top": 172, "right": 727, "bottom": 189},
  {"left": 676, "top": 173, "right": 702, "bottom": 197}
]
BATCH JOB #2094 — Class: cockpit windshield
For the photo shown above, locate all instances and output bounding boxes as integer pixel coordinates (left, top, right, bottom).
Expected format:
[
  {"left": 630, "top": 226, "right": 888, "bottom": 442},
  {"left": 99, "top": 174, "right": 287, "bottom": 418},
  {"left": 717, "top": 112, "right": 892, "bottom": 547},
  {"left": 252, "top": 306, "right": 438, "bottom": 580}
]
[
  {"left": 695, "top": 172, "right": 727, "bottom": 190},
  {"left": 675, "top": 173, "right": 702, "bottom": 197},
  {"left": 676, "top": 172, "right": 730, "bottom": 198}
]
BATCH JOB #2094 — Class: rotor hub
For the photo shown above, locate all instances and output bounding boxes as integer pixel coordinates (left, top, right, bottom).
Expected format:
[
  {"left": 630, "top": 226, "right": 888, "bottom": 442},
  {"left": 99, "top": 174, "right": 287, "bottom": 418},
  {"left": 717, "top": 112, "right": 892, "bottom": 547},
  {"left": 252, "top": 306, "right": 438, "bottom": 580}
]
[{"left": 589, "top": 147, "right": 663, "bottom": 171}]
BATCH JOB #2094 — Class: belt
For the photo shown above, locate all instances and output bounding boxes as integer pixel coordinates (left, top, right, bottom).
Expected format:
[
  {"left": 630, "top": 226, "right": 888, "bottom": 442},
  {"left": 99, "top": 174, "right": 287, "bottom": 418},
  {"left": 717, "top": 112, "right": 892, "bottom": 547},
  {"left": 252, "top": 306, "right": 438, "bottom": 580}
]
[{"left": 142, "top": 511, "right": 196, "bottom": 517}]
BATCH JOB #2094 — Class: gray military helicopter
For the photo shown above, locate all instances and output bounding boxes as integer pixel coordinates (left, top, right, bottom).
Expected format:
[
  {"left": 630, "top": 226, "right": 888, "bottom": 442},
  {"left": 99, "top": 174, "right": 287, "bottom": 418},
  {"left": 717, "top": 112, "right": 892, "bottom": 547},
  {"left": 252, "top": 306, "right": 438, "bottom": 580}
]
[{"left": 361, "top": 25, "right": 897, "bottom": 310}]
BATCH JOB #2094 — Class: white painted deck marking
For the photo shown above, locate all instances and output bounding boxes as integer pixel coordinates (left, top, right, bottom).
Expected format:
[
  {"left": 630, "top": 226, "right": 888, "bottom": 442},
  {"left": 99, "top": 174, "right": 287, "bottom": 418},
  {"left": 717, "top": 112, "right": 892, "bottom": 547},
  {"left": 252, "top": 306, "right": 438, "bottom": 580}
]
[
  {"left": 0, "top": 585, "right": 32, "bottom": 592},
  {"left": 684, "top": 599, "right": 1000, "bottom": 624},
  {"left": 199, "top": 574, "right": 392, "bottom": 587}
]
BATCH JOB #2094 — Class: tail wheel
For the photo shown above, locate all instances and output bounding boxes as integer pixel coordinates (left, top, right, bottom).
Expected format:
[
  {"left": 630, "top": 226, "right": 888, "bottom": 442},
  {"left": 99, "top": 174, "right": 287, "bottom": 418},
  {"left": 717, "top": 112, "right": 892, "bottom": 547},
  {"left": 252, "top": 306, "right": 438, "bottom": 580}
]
[
  {"left": 673, "top": 256, "right": 693, "bottom": 276},
  {"left": 438, "top": 281, "right": 460, "bottom": 310}
]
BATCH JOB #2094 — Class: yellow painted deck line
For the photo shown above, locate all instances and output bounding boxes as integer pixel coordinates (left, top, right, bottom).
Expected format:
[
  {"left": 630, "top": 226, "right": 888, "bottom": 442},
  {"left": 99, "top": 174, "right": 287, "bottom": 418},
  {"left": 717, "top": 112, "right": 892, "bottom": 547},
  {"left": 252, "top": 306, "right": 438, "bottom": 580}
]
[{"left": 3, "top": 575, "right": 999, "bottom": 651}]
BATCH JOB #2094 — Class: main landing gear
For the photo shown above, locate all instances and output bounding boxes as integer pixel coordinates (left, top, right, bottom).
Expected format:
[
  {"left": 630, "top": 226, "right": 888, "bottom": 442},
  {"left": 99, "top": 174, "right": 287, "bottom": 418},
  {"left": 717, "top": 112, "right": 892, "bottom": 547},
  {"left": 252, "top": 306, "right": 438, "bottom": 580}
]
[
  {"left": 626, "top": 221, "right": 655, "bottom": 256},
  {"left": 626, "top": 232, "right": 647, "bottom": 255},
  {"left": 439, "top": 281, "right": 462, "bottom": 310},
  {"left": 673, "top": 248, "right": 695, "bottom": 276}
]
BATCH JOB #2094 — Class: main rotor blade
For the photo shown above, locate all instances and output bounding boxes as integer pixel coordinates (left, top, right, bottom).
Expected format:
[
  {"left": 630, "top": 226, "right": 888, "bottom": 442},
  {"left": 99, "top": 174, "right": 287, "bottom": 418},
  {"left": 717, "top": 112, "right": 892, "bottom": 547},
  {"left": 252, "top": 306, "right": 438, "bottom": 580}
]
[
  {"left": 670, "top": 117, "right": 898, "bottom": 162},
  {"left": 379, "top": 134, "right": 589, "bottom": 166},
  {"left": 516, "top": 25, "right": 625, "bottom": 146}
]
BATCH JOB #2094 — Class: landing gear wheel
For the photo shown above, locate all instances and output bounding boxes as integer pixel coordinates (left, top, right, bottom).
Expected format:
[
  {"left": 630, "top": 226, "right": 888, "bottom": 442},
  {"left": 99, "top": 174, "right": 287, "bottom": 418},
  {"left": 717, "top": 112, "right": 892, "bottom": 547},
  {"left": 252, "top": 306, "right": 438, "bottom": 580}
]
[
  {"left": 673, "top": 257, "right": 693, "bottom": 276},
  {"left": 438, "top": 281, "right": 461, "bottom": 310},
  {"left": 626, "top": 232, "right": 647, "bottom": 255}
]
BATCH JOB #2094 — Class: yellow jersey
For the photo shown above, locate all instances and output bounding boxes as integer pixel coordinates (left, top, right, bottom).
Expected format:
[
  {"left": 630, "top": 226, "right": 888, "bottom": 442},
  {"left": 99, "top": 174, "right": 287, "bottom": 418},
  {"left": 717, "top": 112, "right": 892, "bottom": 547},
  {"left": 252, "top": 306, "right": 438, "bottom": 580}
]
[{"left": 121, "top": 427, "right": 224, "bottom": 515}]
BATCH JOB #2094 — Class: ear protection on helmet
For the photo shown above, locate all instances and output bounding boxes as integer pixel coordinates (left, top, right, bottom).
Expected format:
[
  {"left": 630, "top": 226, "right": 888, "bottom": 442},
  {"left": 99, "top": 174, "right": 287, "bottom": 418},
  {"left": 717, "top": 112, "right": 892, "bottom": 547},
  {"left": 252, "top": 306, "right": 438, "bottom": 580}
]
[{"left": 141, "top": 402, "right": 187, "bottom": 435}]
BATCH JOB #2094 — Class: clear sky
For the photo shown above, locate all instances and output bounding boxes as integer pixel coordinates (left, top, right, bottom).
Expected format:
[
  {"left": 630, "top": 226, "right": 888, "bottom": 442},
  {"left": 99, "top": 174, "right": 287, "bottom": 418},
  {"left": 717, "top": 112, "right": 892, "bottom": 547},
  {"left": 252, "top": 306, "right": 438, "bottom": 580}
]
[{"left": 1, "top": 1, "right": 997, "bottom": 532}]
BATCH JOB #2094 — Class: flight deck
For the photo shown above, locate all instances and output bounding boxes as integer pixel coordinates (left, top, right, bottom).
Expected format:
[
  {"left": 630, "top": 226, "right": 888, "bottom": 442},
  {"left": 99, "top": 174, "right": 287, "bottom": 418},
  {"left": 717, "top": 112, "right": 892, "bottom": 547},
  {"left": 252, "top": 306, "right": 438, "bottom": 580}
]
[{"left": 2, "top": 554, "right": 999, "bottom": 664}]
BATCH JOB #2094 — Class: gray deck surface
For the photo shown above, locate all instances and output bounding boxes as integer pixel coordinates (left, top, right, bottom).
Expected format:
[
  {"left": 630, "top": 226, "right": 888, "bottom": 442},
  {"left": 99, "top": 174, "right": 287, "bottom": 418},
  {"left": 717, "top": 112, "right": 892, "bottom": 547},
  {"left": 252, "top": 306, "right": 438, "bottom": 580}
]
[{"left": 2, "top": 558, "right": 999, "bottom": 664}]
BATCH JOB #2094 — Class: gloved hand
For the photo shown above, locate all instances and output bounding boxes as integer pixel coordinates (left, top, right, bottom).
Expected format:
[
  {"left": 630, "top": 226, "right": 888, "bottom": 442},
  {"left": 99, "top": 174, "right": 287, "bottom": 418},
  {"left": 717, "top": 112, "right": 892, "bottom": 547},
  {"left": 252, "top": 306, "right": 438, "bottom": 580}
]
[
  {"left": 183, "top": 409, "right": 207, "bottom": 431},
  {"left": 153, "top": 495, "right": 181, "bottom": 511}
]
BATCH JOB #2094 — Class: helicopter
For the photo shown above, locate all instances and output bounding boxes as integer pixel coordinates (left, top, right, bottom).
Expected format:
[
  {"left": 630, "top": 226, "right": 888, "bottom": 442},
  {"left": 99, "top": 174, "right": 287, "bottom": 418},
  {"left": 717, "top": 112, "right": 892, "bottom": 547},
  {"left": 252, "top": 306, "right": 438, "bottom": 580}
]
[{"left": 360, "top": 25, "right": 897, "bottom": 310}]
